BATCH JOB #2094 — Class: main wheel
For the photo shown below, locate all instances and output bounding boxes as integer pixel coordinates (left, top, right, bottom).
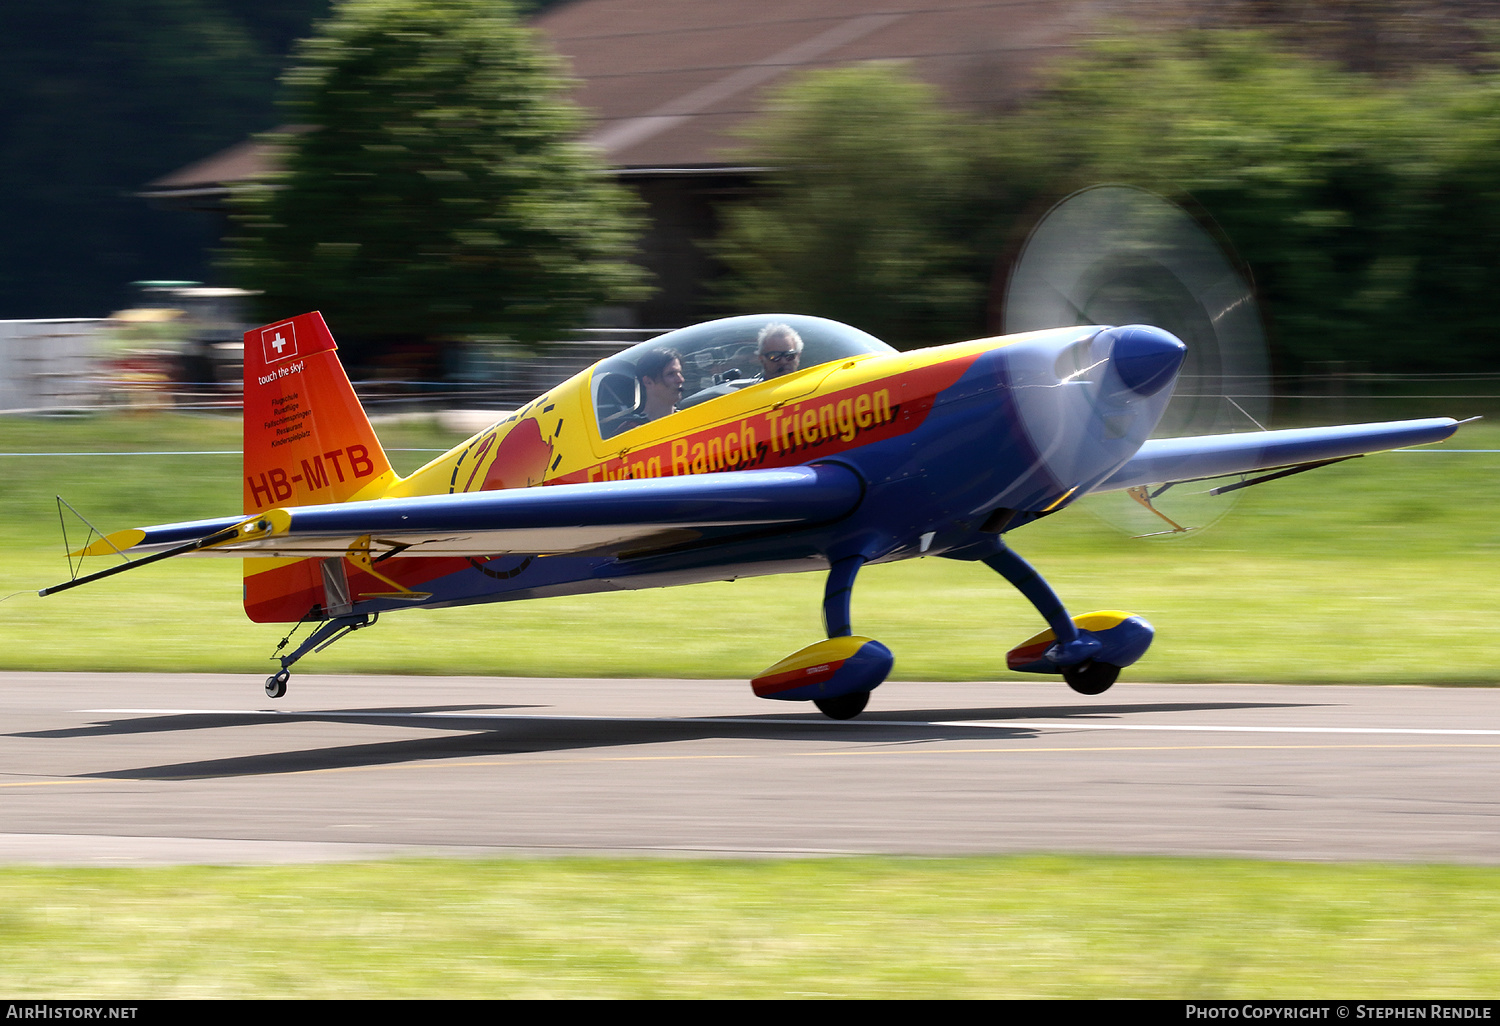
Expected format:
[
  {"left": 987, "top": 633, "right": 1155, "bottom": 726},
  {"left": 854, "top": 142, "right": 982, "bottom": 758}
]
[
  {"left": 814, "top": 691, "right": 870, "bottom": 720},
  {"left": 265, "top": 671, "right": 289, "bottom": 699},
  {"left": 1062, "top": 660, "right": 1119, "bottom": 696}
]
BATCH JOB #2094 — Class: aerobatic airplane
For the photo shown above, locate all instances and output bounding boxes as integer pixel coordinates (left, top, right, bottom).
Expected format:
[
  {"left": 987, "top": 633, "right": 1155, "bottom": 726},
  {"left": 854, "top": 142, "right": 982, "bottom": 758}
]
[{"left": 42, "top": 307, "right": 1456, "bottom": 718}]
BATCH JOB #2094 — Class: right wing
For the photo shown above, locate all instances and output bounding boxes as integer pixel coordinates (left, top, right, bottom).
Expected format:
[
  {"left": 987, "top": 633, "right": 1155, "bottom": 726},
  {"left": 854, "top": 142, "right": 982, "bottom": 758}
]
[{"left": 1092, "top": 418, "right": 1460, "bottom": 494}]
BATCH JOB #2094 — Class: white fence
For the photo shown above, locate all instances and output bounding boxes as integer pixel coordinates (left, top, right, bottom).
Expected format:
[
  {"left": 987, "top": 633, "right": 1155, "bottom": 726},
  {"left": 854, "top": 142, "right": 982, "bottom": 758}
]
[
  {"left": 0, "top": 319, "right": 106, "bottom": 412},
  {"left": 0, "top": 321, "right": 675, "bottom": 414}
]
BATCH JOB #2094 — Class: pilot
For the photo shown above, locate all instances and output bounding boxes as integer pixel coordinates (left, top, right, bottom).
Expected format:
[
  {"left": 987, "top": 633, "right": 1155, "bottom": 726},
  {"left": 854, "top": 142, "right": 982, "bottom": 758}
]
[
  {"left": 673, "top": 324, "right": 804, "bottom": 411},
  {"left": 755, "top": 323, "right": 803, "bottom": 380}
]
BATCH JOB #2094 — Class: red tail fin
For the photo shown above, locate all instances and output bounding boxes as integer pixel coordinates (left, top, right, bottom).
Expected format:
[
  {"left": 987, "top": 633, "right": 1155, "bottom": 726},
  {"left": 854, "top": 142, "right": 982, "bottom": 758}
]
[
  {"left": 242, "top": 312, "right": 397, "bottom": 622},
  {"left": 243, "top": 311, "right": 394, "bottom": 512}
]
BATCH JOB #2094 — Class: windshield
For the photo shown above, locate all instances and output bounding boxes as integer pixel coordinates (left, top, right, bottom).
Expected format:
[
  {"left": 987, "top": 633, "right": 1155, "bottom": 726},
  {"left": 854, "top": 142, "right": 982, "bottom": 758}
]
[{"left": 591, "top": 314, "right": 894, "bottom": 440}]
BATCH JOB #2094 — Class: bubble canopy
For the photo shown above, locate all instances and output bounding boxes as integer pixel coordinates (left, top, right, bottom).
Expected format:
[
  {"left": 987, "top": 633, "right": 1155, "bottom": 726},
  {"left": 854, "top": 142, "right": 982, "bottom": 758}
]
[{"left": 591, "top": 314, "right": 896, "bottom": 439}]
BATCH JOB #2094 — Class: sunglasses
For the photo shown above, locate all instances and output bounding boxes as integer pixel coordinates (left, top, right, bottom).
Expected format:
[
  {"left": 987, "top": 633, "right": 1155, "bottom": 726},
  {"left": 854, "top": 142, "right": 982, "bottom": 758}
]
[{"left": 762, "top": 350, "right": 799, "bottom": 363}]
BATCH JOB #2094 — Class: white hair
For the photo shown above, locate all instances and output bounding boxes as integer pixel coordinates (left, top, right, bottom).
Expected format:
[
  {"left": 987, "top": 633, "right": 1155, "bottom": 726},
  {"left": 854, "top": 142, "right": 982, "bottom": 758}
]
[{"left": 756, "top": 322, "right": 803, "bottom": 353}]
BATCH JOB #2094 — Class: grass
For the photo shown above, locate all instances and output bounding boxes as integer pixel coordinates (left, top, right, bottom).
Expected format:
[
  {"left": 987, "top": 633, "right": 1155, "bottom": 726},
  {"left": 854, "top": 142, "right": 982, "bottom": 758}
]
[
  {"left": 1, "top": 411, "right": 1497, "bottom": 682},
  {"left": 2, "top": 414, "right": 1497, "bottom": 999},
  {"left": 1, "top": 855, "right": 1497, "bottom": 998}
]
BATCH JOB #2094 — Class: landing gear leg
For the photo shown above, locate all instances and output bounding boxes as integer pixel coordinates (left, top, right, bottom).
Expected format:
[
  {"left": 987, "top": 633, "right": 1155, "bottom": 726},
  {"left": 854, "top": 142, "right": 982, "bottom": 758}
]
[
  {"left": 813, "top": 554, "right": 875, "bottom": 720},
  {"left": 983, "top": 542, "right": 1119, "bottom": 695},
  {"left": 983, "top": 543, "right": 1090, "bottom": 655},
  {"left": 263, "top": 613, "right": 376, "bottom": 699},
  {"left": 822, "top": 553, "right": 863, "bottom": 639},
  {"left": 751, "top": 554, "right": 891, "bottom": 716}
]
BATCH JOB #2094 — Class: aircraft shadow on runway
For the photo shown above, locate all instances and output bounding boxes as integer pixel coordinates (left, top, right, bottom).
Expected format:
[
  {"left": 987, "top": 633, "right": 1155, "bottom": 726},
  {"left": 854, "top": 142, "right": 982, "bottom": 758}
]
[{"left": 11, "top": 699, "right": 1321, "bottom": 781}]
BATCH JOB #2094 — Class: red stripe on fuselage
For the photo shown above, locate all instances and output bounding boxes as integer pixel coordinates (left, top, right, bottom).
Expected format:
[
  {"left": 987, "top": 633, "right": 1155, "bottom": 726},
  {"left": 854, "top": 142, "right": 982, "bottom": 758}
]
[{"left": 554, "top": 354, "right": 982, "bottom": 485}]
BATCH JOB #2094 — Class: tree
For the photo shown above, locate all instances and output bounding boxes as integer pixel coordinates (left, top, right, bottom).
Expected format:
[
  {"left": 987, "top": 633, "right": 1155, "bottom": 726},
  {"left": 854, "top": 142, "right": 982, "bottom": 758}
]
[
  {"left": 225, "top": 0, "right": 647, "bottom": 346},
  {"left": 714, "top": 64, "right": 996, "bottom": 349},
  {"left": 996, "top": 29, "right": 1500, "bottom": 373},
  {"left": 718, "top": 31, "right": 1500, "bottom": 373}
]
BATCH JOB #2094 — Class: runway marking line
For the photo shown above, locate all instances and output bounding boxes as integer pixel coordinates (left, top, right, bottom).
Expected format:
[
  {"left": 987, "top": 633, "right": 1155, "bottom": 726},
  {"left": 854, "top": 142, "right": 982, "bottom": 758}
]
[
  {"left": 0, "top": 709, "right": 1487, "bottom": 784},
  {"left": 2, "top": 741, "right": 1498, "bottom": 786},
  {"left": 78, "top": 709, "right": 1500, "bottom": 737},
  {"left": 304, "top": 741, "right": 1500, "bottom": 775},
  {"left": 937, "top": 721, "right": 1500, "bottom": 736}
]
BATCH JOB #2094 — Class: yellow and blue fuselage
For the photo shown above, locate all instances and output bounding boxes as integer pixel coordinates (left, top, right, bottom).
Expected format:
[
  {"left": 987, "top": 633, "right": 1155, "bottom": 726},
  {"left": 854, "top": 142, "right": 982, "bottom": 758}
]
[{"left": 234, "top": 314, "right": 1184, "bottom": 623}]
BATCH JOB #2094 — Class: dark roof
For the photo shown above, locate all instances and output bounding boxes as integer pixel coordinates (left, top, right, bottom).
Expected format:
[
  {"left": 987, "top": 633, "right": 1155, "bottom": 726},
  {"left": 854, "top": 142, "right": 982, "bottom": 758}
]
[
  {"left": 140, "top": 127, "right": 315, "bottom": 203},
  {"left": 143, "top": 0, "right": 1105, "bottom": 199},
  {"left": 547, "top": 0, "right": 1105, "bottom": 170}
]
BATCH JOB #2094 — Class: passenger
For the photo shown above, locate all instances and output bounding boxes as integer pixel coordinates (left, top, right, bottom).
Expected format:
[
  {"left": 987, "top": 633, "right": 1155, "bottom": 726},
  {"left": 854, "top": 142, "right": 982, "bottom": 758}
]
[
  {"left": 638, "top": 347, "right": 685, "bottom": 420},
  {"left": 755, "top": 323, "right": 803, "bottom": 380},
  {"left": 607, "top": 348, "right": 684, "bottom": 434}
]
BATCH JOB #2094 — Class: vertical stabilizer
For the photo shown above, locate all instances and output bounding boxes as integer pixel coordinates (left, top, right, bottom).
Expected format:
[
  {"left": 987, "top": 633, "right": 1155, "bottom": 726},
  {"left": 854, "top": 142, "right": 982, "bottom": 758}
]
[
  {"left": 243, "top": 311, "right": 395, "bottom": 513},
  {"left": 242, "top": 311, "right": 397, "bottom": 622}
]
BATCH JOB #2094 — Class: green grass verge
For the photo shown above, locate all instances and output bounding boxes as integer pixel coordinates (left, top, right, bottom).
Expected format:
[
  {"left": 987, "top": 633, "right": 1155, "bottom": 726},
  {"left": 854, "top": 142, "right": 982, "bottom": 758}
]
[
  {"left": 2, "top": 419, "right": 1495, "bottom": 1000},
  {"left": 1, "top": 856, "right": 1497, "bottom": 998},
  {"left": 1, "top": 413, "right": 1496, "bottom": 682}
]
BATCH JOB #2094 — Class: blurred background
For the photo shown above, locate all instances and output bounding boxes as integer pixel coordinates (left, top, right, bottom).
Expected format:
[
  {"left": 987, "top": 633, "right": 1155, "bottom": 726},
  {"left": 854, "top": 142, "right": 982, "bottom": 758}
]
[{"left": 3, "top": 0, "right": 1500, "bottom": 419}]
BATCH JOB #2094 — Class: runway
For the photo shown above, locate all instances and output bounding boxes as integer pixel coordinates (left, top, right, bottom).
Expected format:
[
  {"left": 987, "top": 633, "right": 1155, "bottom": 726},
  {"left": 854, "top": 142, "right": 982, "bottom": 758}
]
[{"left": 1, "top": 672, "right": 1497, "bottom": 865}]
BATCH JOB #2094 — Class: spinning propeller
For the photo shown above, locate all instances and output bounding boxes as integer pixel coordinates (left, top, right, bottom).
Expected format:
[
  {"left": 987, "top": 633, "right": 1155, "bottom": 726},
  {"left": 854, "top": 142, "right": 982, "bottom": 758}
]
[{"left": 1004, "top": 185, "right": 1272, "bottom": 535}]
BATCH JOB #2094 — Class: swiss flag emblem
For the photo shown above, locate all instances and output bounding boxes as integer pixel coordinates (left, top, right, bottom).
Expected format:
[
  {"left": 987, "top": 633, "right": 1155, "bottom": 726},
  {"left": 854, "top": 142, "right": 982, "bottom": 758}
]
[{"left": 261, "top": 322, "right": 298, "bottom": 364}]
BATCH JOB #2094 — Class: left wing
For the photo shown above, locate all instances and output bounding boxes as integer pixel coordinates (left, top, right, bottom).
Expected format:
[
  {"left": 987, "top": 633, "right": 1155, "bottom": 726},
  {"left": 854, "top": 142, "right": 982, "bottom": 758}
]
[
  {"left": 1092, "top": 418, "right": 1459, "bottom": 493},
  {"left": 45, "top": 464, "right": 863, "bottom": 593}
]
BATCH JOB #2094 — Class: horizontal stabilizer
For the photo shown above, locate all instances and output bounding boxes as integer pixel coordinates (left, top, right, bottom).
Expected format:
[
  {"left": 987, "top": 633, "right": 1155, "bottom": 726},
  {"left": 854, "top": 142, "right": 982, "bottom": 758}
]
[
  {"left": 1093, "top": 418, "right": 1458, "bottom": 493},
  {"left": 57, "top": 464, "right": 865, "bottom": 564}
]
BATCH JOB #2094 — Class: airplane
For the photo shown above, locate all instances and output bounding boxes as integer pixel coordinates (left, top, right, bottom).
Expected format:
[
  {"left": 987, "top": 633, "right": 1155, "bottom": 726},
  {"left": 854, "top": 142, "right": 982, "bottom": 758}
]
[{"left": 42, "top": 307, "right": 1457, "bottom": 719}]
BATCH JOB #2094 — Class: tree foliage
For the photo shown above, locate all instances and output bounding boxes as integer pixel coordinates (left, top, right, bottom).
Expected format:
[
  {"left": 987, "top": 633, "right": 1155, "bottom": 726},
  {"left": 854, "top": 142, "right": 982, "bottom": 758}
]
[
  {"left": 226, "top": 0, "right": 647, "bottom": 343},
  {"left": 1001, "top": 29, "right": 1500, "bottom": 373},
  {"left": 714, "top": 65, "right": 997, "bottom": 348},
  {"left": 718, "top": 31, "right": 1500, "bottom": 372}
]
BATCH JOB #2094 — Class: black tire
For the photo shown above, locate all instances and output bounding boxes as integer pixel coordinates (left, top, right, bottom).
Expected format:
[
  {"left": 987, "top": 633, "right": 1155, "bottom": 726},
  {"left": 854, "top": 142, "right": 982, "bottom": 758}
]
[
  {"left": 814, "top": 691, "right": 870, "bottom": 720},
  {"left": 1063, "top": 660, "right": 1119, "bottom": 696},
  {"left": 265, "top": 672, "right": 289, "bottom": 699}
]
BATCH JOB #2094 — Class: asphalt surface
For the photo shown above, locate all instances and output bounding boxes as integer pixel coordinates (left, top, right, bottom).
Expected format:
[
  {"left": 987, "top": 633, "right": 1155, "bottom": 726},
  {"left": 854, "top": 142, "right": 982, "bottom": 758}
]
[{"left": 1, "top": 672, "right": 1497, "bottom": 865}]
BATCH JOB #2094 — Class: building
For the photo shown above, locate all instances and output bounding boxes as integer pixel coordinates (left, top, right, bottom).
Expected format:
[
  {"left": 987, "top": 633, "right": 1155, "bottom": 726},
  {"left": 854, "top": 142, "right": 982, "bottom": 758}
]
[{"left": 142, "top": 0, "right": 1114, "bottom": 328}]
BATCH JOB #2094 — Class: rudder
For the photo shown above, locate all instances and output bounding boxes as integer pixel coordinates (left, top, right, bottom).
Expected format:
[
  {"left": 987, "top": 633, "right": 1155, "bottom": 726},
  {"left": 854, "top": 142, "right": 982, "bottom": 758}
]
[
  {"left": 242, "top": 311, "right": 397, "bottom": 622},
  {"left": 243, "top": 311, "right": 394, "bottom": 511}
]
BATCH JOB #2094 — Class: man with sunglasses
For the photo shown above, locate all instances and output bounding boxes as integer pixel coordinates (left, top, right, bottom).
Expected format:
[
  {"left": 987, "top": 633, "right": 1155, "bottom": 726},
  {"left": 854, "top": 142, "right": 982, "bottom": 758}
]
[
  {"left": 673, "top": 322, "right": 806, "bottom": 411},
  {"left": 755, "top": 323, "right": 803, "bottom": 380}
]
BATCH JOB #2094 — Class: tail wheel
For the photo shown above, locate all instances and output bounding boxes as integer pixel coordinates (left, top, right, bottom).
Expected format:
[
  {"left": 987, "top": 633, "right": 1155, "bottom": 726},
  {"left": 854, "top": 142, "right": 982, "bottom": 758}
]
[
  {"left": 814, "top": 691, "right": 870, "bottom": 720},
  {"left": 265, "top": 670, "right": 289, "bottom": 699},
  {"left": 1063, "top": 660, "right": 1119, "bottom": 696}
]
